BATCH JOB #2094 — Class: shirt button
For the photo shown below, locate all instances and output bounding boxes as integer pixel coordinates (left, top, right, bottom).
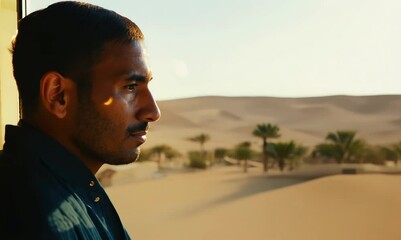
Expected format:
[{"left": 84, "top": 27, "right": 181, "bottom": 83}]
[
  {"left": 94, "top": 197, "right": 100, "bottom": 202},
  {"left": 89, "top": 181, "right": 95, "bottom": 187}
]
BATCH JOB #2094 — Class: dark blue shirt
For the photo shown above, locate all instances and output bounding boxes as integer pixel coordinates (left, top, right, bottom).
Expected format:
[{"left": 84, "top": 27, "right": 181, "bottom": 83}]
[{"left": 0, "top": 122, "right": 131, "bottom": 239}]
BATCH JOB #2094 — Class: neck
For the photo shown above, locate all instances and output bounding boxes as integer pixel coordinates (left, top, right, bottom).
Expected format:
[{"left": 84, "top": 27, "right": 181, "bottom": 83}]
[{"left": 23, "top": 116, "right": 103, "bottom": 175}]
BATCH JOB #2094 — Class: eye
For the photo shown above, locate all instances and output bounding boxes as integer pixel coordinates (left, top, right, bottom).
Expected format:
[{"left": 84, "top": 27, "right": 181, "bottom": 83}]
[{"left": 125, "top": 83, "right": 138, "bottom": 92}]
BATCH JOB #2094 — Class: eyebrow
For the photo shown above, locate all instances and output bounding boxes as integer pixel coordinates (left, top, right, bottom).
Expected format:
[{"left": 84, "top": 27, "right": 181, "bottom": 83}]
[{"left": 126, "top": 72, "right": 153, "bottom": 83}]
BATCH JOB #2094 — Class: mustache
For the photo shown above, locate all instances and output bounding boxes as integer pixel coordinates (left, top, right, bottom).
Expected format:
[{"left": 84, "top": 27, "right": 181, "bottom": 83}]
[{"left": 127, "top": 122, "right": 149, "bottom": 133}]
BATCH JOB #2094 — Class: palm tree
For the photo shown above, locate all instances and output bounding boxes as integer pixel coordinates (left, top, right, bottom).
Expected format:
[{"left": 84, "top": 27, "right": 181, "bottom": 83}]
[
  {"left": 312, "top": 130, "right": 365, "bottom": 163},
  {"left": 234, "top": 142, "right": 252, "bottom": 173},
  {"left": 188, "top": 133, "right": 210, "bottom": 153},
  {"left": 392, "top": 142, "right": 401, "bottom": 166},
  {"left": 288, "top": 143, "right": 308, "bottom": 171},
  {"left": 268, "top": 141, "right": 307, "bottom": 172},
  {"left": 214, "top": 148, "right": 228, "bottom": 164},
  {"left": 312, "top": 143, "right": 341, "bottom": 163},
  {"left": 380, "top": 146, "right": 398, "bottom": 165},
  {"left": 252, "top": 123, "right": 280, "bottom": 172},
  {"left": 381, "top": 142, "right": 401, "bottom": 166},
  {"left": 148, "top": 145, "right": 180, "bottom": 169}
]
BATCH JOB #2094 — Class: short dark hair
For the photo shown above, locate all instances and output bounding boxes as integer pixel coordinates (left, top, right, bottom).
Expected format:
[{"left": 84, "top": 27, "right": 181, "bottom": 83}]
[{"left": 11, "top": 1, "right": 144, "bottom": 117}]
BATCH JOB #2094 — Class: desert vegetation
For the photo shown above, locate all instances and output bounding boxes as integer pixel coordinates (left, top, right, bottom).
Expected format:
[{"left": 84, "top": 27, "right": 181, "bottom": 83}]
[
  {"left": 140, "top": 124, "right": 401, "bottom": 173},
  {"left": 252, "top": 123, "right": 280, "bottom": 172},
  {"left": 134, "top": 92, "right": 401, "bottom": 173},
  {"left": 104, "top": 96, "right": 401, "bottom": 240},
  {"left": 312, "top": 131, "right": 365, "bottom": 163}
]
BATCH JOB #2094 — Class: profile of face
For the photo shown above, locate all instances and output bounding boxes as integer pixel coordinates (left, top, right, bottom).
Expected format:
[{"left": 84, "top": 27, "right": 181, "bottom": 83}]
[{"left": 71, "top": 40, "right": 160, "bottom": 165}]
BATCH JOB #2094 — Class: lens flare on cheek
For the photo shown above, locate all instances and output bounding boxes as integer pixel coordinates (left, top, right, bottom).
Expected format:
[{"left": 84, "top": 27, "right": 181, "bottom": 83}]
[{"left": 103, "top": 97, "right": 113, "bottom": 106}]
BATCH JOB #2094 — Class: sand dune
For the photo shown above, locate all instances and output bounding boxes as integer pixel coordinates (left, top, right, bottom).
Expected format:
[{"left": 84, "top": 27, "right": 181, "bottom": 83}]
[
  {"left": 151, "top": 108, "right": 198, "bottom": 128},
  {"left": 106, "top": 164, "right": 401, "bottom": 240},
  {"left": 104, "top": 95, "right": 401, "bottom": 239},
  {"left": 147, "top": 95, "right": 401, "bottom": 154}
]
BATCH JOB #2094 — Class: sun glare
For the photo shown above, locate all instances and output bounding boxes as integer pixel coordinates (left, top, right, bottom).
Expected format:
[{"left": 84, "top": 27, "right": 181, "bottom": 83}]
[{"left": 103, "top": 97, "right": 113, "bottom": 106}]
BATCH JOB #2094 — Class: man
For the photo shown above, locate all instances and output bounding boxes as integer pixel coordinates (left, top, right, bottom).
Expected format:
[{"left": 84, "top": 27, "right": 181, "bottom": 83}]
[{"left": 0, "top": 1, "right": 160, "bottom": 239}]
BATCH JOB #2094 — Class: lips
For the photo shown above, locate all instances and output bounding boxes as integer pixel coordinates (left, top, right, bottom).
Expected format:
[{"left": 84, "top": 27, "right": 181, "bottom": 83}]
[{"left": 129, "top": 131, "right": 147, "bottom": 144}]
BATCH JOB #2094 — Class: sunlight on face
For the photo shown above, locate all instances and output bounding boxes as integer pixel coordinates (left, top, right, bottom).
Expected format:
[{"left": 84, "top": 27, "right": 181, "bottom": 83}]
[{"left": 103, "top": 97, "right": 113, "bottom": 106}]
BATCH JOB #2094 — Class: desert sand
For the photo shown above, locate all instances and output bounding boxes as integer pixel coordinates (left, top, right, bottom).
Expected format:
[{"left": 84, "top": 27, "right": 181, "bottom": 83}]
[
  {"left": 101, "top": 95, "right": 401, "bottom": 239},
  {"left": 105, "top": 163, "right": 401, "bottom": 240},
  {"left": 147, "top": 95, "right": 401, "bottom": 154}
]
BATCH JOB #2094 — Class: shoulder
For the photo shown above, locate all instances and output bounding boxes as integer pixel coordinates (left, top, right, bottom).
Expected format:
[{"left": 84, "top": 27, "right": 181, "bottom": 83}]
[
  {"left": 0, "top": 149, "right": 43, "bottom": 238},
  {"left": 0, "top": 148, "right": 73, "bottom": 238},
  {"left": 0, "top": 159, "right": 94, "bottom": 239}
]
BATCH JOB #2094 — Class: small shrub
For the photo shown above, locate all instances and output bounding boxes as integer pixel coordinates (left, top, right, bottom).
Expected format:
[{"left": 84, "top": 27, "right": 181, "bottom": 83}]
[{"left": 188, "top": 151, "right": 207, "bottom": 169}]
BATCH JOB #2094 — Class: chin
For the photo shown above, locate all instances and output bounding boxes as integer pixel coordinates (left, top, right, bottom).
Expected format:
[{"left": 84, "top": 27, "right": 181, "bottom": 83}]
[{"left": 105, "top": 148, "right": 140, "bottom": 165}]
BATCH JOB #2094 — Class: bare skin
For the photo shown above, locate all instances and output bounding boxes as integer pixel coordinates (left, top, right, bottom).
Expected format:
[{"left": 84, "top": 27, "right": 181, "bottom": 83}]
[{"left": 27, "top": 40, "right": 160, "bottom": 174}]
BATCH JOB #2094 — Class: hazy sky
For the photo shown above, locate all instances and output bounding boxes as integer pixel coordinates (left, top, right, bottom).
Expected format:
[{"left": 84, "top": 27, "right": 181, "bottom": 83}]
[{"left": 30, "top": 0, "right": 401, "bottom": 100}]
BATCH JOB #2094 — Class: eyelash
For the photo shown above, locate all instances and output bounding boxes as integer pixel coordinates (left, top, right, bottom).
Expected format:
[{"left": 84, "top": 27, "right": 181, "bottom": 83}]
[{"left": 125, "top": 83, "right": 138, "bottom": 92}]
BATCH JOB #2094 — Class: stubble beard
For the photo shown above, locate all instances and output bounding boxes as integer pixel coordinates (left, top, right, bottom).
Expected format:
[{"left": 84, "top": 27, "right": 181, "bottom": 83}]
[{"left": 71, "top": 100, "right": 140, "bottom": 166}]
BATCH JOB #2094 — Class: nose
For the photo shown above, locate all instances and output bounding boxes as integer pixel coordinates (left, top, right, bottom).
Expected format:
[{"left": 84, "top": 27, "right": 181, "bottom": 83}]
[{"left": 136, "top": 90, "right": 161, "bottom": 122}]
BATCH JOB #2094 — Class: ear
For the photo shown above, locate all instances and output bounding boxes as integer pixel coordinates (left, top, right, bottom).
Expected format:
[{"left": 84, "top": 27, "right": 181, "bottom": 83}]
[{"left": 40, "top": 71, "right": 70, "bottom": 119}]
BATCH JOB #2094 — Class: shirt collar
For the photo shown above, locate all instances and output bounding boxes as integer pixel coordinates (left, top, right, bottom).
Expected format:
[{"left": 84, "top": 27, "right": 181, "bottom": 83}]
[{"left": 4, "top": 121, "right": 96, "bottom": 187}]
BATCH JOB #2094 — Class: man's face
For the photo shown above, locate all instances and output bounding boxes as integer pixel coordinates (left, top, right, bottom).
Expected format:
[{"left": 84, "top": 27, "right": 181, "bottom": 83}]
[{"left": 71, "top": 40, "right": 160, "bottom": 165}]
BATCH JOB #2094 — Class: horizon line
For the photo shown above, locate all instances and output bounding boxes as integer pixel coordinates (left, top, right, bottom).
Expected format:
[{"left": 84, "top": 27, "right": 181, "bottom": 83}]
[{"left": 156, "top": 93, "right": 401, "bottom": 101}]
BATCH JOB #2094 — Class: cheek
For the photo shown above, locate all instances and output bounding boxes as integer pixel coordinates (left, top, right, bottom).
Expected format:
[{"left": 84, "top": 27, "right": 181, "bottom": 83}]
[
  {"left": 91, "top": 78, "right": 126, "bottom": 105},
  {"left": 93, "top": 85, "right": 137, "bottom": 120},
  {"left": 102, "top": 96, "right": 134, "bottom": 122},
  {"left": 115, "top": 92, "right": 138, "bottom": 112}
]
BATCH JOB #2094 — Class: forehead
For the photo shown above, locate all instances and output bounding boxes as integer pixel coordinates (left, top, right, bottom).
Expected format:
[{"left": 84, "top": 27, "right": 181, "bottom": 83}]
[
  {"left": 101, "top": 40, "right": 146, "bottom": 59},
  {"left": 92, "top": 40, "right": 150, "bottom": 81}
]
